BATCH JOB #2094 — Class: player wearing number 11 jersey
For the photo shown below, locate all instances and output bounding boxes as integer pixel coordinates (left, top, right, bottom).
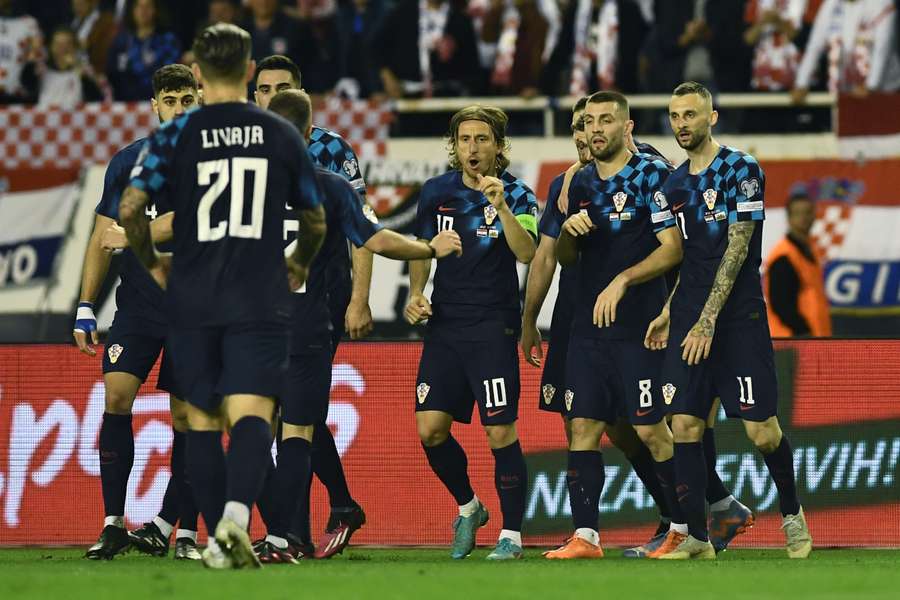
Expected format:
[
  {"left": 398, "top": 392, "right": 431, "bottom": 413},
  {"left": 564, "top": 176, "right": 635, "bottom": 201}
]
[{"left": 120, "top": 24, "right": 326, "bottom": 570}]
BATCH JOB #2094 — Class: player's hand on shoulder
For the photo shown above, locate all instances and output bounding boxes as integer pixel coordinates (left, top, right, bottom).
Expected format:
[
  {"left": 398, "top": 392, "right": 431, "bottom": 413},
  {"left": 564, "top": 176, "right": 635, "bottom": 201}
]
[
  {"left": 100, "top": 223, "right": 128, "bottom": 252},
  {"left": 404, "top": 293, "right": 432, "bottom": 326},
  {"left": 562, "top": 211, "right": 595, "bottom": 237},
  {"left": 73, "top": 301, "right": 98, "bottom": 356},
  {"left": 520, "top": 321, "right": 543, "bottom": 368},
  {"left": 475, "top": 174, "right": 505, "bottom": 209},
  {"left": 430, "top": 230, "right": 462, "bottom": 258},
  {"left": 285, "top": 256, "right": 309, "bottom": 292},
  {"left": 644, "top": 310, "right": 670, "bottom": 351}
]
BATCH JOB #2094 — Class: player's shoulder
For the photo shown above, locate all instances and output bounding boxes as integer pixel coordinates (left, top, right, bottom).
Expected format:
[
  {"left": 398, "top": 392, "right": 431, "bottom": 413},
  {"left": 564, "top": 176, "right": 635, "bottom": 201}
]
[
  {"left": 110, "top": 137, "right": 147, "bottom": 170},
  {"left": 721, "top": 145, "right": 763, "bottom": 174},
  {"left": 500, "top": 170, "right": 536, "bottom": 204},
  {"left": 632, "top": 152, "right": 671, "bottom": 177},
  {"left": 635, "top": 141, "right": 674, "bottom": 171},
  {"left": 548, "top": 172, "right": 566, "bottom": 197}
]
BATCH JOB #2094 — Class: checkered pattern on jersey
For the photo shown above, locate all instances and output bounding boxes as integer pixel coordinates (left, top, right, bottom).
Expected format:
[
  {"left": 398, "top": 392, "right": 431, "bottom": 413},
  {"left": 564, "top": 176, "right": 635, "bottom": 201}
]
[
  {"left": 129, "top": 112, "right": 191, "bottom": 194},
  {"left": 501, "top": 170, "right": 539, "bottom": 220},
  {"left": 309, "top": 126, "right": 367, "bottom": 194}
]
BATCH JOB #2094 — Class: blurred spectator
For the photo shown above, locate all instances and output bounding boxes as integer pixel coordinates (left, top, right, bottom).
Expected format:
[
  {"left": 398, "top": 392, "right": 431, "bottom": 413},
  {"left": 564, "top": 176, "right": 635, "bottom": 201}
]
[
  {"left": 335, "top": 0, "right": 389, "bottom": 98},
  {"left": 182, "top": 0, "right": 243, "bottom": 64},
  {"left": 0, "top": 0, "right": 43, "bottom": 104},
  {"left": 744, "top": 0, "right": 808, "bottom": 91},
  {"left": 288, "top": 0, "right": 345, "bottom": 94},
  {"left": 764, "top": 190, "right": 832, "bottom": 337},
  {"left": 22, "top": 26, "right": 105, "bottom": 108},
  {"left": 371, "top": 0, "right": 481, "bottom": 98},
  {"left": 71, "top": 0, "right": 117, "bottom": 77},
  {"left": 706, "top": 0, "right": 753, "bottom": 92},
  {"left": 106, "top": 0, "right": 181, "bottom": 101},
  {"left": 282, "top": 0, "right": 338, "bottom": 19},
  {"left": 480, "top": 0, "right": 561, "bottom": 97},
  {"left": 242, "top": 0, "right": 315, "bottom": 75},
  {"left": 641, "top": 0, "right": 694, "bottom": 93},
  {"left": 29, "top": 0, "right": 76, "bottom": 38},
  {"left": 792, "top": 0, "right": 900, "bottom": 102}
]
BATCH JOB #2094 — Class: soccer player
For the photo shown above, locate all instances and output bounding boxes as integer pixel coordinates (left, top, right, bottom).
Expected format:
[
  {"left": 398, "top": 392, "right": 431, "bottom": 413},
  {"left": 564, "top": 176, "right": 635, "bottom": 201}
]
[
  {"left": 406, "top": 105, "right": 537, "bottom": 561},
  {"left": 119, "top": 23, "right": 327, "bottom": 569},
  {"left": 77, "top": 64, "right": 202, "bottom": 561},
  {"left": 252, "top": 88, "right": 462, "bottom": 563},
  {"left": 522, "top": 98, "right": 690, "bottom": 558},
  {"left": 253, "top": 54, "right": 371, "bottom": 556},
  {"left": 540, "top": 91, "right": 683, "bottom": 559},
  {"left": 647, "top": 81, "right": 812, "bottom": 559}
]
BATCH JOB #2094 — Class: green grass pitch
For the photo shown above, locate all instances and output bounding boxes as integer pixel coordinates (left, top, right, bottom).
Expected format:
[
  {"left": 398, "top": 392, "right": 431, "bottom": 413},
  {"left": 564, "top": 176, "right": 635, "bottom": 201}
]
[{"left": 1, "top": 547, "right": 898, "bottom": 600}]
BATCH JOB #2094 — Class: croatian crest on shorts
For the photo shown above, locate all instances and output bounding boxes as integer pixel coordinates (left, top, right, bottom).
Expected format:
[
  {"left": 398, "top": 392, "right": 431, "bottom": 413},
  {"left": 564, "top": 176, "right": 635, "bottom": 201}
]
[
  {"left": 703, "top": 189, "right": 718, "bottom": 210},
  {"left": 564, "top": 389, "right": 574, "bottom": 411},
  {"left": 653, "top": 191, "right": 668, "bottom": 209},
  {"left": 416, "top": 383, "right": 430, "bottom": 404},
  {"left": 542, "top": 384, "right": 556, "bottom": 405},
  {"left": 107, "top": 344, "right": 124, "bottom": 364},
  {"left": 740, "top": 178, "right": 759, "bottom": 199},
  {"left": 484, "top": 205, "right": 498, "bottom": 225},
  {"left": 613, "top": 192, "right": 628, "bottom": 212},
  {"left": 662, "top": 383, "right": 677, "bottom": 405}
]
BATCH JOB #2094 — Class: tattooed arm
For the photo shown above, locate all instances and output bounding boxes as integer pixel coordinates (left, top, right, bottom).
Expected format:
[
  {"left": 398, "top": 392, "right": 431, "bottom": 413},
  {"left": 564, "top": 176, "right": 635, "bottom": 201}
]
[{"left": 681, "top": 221, "right": 755, "bottom": 364}]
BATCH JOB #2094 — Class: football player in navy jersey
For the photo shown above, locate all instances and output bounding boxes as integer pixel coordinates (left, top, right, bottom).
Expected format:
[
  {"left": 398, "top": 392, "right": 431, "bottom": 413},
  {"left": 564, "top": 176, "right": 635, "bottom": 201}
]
[
  {"left": 76, "top": 64, "right": 202, "bottom": 561},
  {"left": 646, "top": 81, "right": 811, "bottom": 559},
  {"left": 253, "top": 55, "right": 372, "bottom": 554},
  {"left": 120, "top": 24, "right": 327, "bottom": 569},
  {"left": 540, "top": 91, "right": 683, "bottom": 560},
  {"left": 405, "top": 105, "right": 537, "bottom": 561},
  {"left": 251, "top": 89, "right": 461, "bottom": 564}
]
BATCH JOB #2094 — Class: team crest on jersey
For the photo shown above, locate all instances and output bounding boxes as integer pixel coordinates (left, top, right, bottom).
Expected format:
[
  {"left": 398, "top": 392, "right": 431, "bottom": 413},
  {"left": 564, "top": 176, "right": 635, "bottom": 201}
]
[
  {"left": 654, "top": 191, "right": 668, "bottom": 209},
  {"left": 362, "top": 204, "right": 379, "bottom": 224},
  {"left": 107, "top": 344, "right": 124, "bottom": 364},
  {"left": 416, "top": 383, "right": 430, "bottom": 404},
  {"left": 542, "top": 384, "right": 556, "bottom": 405},
  {"left": 662, "top": 383, "right": 677, "bottom": 405},
  {"left": 613, "top": 192, "right": 628, "bottom": 212},
  {"left": 740, "top": 178, "right": 760, "bottom": 199},
  {"left": 564, "top": 389, "right": 574, "bottom": 411},
  {"left": 484, "top": 205, "right": 498, "bottom": 225},
  {"left": 342, "top": 158, "right": 359, "bottom": 179},
  {"left": 703, "top": 189, "right": 718, "bottom": 211}
]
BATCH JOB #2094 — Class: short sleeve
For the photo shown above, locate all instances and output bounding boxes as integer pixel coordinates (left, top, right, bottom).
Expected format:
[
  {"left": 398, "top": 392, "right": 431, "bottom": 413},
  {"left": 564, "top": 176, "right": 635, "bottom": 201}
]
[
  {"left": 415, "top": 182, "right": 436, "bottom": 240},
  {"left": 644, "top": 162, "right": 677, "bottom": 234},
  {"left": 128, "top": 120, "right": 182, "bottom": 197},
  {"left": 288, "top": 129, "right": 325, "bottom": 211},
  {"left": 335, "top": 177, "right": 381, "bottom": 247},
  {"left": 539, "top": 176, "right": 565, "bottom": 239},
  {"left": 507, "top": 180, "right": 538, "bottom": 240},
  {"left": 95, "top": 154, "right": 126, "bottom": 219},
  {"left": 728, "top": 157, "right": 765, "bottom": 224},
  {"left": 336, "top": 139, "right": 366, "bottom": 195}
]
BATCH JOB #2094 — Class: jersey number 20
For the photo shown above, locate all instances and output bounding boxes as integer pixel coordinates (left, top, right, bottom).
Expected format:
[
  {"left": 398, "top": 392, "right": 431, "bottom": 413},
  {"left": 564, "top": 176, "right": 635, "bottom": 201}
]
[{"left": 196, "top": 157, "right": 268, "bottom": 242}]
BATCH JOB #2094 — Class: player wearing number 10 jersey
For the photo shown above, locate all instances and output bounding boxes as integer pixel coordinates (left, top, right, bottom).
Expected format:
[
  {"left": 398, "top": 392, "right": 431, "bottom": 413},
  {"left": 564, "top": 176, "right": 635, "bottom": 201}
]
[{"left": 120, "top": 24, "right": 326, "bottom": 570}]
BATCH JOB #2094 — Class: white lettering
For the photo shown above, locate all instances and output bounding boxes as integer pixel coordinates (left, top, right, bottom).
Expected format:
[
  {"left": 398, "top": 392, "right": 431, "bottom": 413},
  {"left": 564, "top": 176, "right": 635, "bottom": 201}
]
[
  {"left": 201, "top": 126, "right": 265, "bottom": 149},
  {"left": 847, "top": 440, "right": 887, "bottom": 488},
  {"left": 826, "top": 263, "right": 863, "bottom": 303},
  {"left": 525, "top": 471, "right": 568, "bottom": 520}
]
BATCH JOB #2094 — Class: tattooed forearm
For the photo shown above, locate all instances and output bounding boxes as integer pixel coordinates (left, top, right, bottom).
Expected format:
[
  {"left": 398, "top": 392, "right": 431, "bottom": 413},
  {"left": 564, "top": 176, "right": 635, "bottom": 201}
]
[
  {"left": 696, "top": 221, "right": 755, "bottom": 333},
  {"left": 119, "top": 186, "right": 157, "bottom": 269}
]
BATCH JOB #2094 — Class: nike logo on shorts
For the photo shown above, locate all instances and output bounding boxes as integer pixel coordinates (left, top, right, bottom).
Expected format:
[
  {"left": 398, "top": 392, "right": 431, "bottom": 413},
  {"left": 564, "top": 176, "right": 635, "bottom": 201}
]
[
  {"left": 636, "top": 408, "right": 654, "bottom": 417},
  {"left": 487, "top": 409, "right": 505, "bottom": 417}
]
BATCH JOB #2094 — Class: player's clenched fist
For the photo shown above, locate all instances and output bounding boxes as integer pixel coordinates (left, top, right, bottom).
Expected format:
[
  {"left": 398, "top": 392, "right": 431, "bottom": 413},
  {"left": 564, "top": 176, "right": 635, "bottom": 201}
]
[
  {"left": 475, "top": 174, "right": 505, "bottom": 209},
  {"left": 285, "top": 256, "right": 309, "bottom": 292},
  {"left": 100, "top": 223, "right": 128, "bottom": 251},
  {"left": 429, "top": 230, "right": 463, "bottom": 258},
  {"left": 562, "top": 212, "right": 595, "bottom": 237},
  {"left": 404, "top": 293, "right": 433, "bottom": 325}
]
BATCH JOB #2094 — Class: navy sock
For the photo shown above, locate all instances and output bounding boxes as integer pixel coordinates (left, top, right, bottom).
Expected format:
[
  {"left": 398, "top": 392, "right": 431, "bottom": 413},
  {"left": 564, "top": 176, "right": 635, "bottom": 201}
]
[
  {"left": 226, "top": 416, "right": 274, "bottom": 509},
  {"left": 186, "top": 430, "right": 226, "bottom": 536},
  {"left": 256, "top": 457, "right": 278, "bottom": 530},
  {"left": 313, "top": 424, "right": 355, "bottom": 509},
  {"left": 99, "top": 412, "right": 134, "bottom": 518},
  {"left": 655, "top": 457, "right": 686, "bottom": 524},
  {"left": 762, "top": 435, "right": 801, "bottom": 516},
  {"left": 289, "top": 468, "right": 313, "bottom": 544},
  {"left": 703, "top": 428, "right": 731, "bottom": 504},
  {"left": 422, "top": 435, "right": 474, "bottom": 505},
  {"left": 674, "top": 442, "right": 708, "bottom": 541},
  {"left": 567, "top": 450, "right": 604, "bottom": 531},
  {"left": 491, "top": 440, "right": 527, "bottom": 532},
  {"left": 628, "top": 444, "right": 671, "bottom": 520},
  {"left": 172, "top": 430, "right": 198, "bottom": 532},
  {"left": 158, "top": 473, "right": 180, "bottom": 527},
  {"left": 270, "top": 437, "right": 312, "bottom": 539}
]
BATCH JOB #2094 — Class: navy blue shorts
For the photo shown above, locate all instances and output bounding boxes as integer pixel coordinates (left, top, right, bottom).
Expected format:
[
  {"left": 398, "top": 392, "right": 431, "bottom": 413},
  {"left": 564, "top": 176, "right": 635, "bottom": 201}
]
[
  {"left": 166, "top": 322, "right": 290, "bottom": 413},
  {"left": 103, "top": 313, "right": 178, "bottom": 396},
  {"left": 563, "top": 337, "right": 666, "bottom": 426},
  {"left": 327, "top": 279, "right": 351, "bottom": 357},
  {"left": 662, "top": 321, "right": 778, "bottom": 422},
  {"left": 539, "top": 327, "right": 570, "bottom": 414},
  {"left": 415, "top": 329, "right": 520, "bottom": 426},
  {"left": 281, "top": 347, "right": 333, "bottom": 426}
]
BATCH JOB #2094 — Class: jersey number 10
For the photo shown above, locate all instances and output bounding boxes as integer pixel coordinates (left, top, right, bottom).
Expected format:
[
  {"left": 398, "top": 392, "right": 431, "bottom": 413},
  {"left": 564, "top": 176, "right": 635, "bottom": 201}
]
[{"left": 196, "top": 157, "right": 269, "bottom": 242}]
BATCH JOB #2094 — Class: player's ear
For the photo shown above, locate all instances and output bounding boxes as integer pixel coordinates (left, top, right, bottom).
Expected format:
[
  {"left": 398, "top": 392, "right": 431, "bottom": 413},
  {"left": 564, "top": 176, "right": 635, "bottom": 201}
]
[
  {"left": 190, "top": 62, "right": 202, "bottom": 86},
  {"left": 150, "top": 97, "right": 158, "bottom": 113},
  {"left": 709, "top": 110, "right": 718, "bottom": 128},
  {"left": 624, "top": 119, "right": 634, "bottom": 137}
]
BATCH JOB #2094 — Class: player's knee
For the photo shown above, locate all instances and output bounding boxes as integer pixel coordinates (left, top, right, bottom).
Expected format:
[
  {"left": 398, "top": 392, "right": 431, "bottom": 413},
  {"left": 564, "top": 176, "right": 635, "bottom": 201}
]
[
  {"left": 418, "top": 423, "right": 449, "bottom": 447},
  {"left": 484, "top": 424, "right": 517, "bottom": 449},
  {"left": 635, "top": 423, "right": 672, "bottom": 457},
  {"left": 104, "top": 388, "right": 135, "bottom": 415},
  {"left": 671, "top": 415, "right": 704, "bottom": 442},
  {"left": 746, "top": 420, "right": 782, "bottom": 454},
  {"left": 169, "top": 397, "right": 189, "bottom": 432},
  {"left": 606, "top": 421, "right": 642, "bottom": 458},
  {"left": 569, "top": 418, "right": 603, "bottom": 449}
]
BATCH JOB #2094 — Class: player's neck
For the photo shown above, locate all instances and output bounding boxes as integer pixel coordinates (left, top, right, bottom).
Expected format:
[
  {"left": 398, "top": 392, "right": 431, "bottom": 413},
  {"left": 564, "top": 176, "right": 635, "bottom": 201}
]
[
  {"left": 593, "top": 147, "right": 632, "bottom": 180},
  {"left": 462, "top": 167, "right": 496, "bottom": 190},
  {"left": 200, "top": 84, "right": 248, "bottom": 105},
  {"left": 686, "top": 137, "right": 720, "bottom": 174}
]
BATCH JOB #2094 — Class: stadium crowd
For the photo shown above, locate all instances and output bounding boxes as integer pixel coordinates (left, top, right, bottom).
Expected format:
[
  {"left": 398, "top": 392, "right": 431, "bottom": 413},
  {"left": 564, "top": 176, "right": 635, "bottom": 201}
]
[{"left": 2, "top": 0, "right": 899, "bottom": 108}]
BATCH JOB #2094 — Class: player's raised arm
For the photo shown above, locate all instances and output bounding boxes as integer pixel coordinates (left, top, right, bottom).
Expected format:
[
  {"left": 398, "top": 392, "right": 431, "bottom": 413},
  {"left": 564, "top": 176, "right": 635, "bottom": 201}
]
[{"left": 477, "top": 174, "right": 536, "bottom": 263}]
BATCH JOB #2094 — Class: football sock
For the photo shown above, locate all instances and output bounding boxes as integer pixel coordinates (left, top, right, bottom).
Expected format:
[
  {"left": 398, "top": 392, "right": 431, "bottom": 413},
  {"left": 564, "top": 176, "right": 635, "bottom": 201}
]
[
  {"left": 673, "top": 442, "right": 708, "bottom": 542},
  {"left": 567, "top": 450, "right": 604, "bottom": 531},
  {"left": 271, "top": 437, "right": 312, "bottom": 539},
  {"left": 655, "top": 457, "right": 687, "bottom": 526},
  {"left": 499, "top": 529, "right": 522, "bottom": 547},
  {"left": 157, "top": 475, "right": 180, "bottom": 528},
  {"left": 459, "top": 495, "right": 481, "bottom": 518},
  {"left": 703, "top": 428, "right": 732, "bottom": 504},
  {"left": 422, "top": 434, "right": 475, "bottom": 506},
  {"left": 171, "top": 429, "right": 198, "bottom": 531},
  {"left": 289, "top": 468, "right": 313, "bottom": 543},
  {"left": 574, "top": 528, "right": 599, "bottom": 545},
  {"left": 226, "top": 417, "right": 274, "bottom": 516},
  {"left": 710, "top": 495, "right": 736, "bottom": 512},
  {"left": 176, "top": 529, "right": 197, "bottom": 542},
  {"left": 152, "top": 515, "right": 174, "bottom": 539},
  {"left": 491, "top": 440, "right": 527, "bottom": 532},
  {"left": 256, "top": 457, "right": 278, "bottom": 530},
  {"left": 157, "top": 429, "right": 184, "bottom": 528},
  {"left": 99, "top": 412, "right": 134, "bottom": 518},
  {"left": 186, "top": 430, "right": 226, "bottom": 536},
  {"left": 223, "top": 501, "right": 251, "bottom": 531},
  {"left": 265, "top": 534, "right": 289, "bottom": 550},
  {"left": 762, "top": 435, "right": 801, "bottom": 516},
  {"left": 312, "top": 423, "right": 355, "bottom": 509},
  {"left": 628, "top": 444, "right": 671, "bottom": 520}
]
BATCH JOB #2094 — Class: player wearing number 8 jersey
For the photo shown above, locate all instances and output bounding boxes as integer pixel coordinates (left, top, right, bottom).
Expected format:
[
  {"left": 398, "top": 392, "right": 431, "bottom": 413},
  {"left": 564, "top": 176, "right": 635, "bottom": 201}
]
[
  {"left": 406, "top": 105, "right": 537, "bottom": 561},
  {"left": 647, "top": 81, "right": 811, "bottom": 560},
  {"left": 120, "top": 24, "right": 327, "bottom": 570}
]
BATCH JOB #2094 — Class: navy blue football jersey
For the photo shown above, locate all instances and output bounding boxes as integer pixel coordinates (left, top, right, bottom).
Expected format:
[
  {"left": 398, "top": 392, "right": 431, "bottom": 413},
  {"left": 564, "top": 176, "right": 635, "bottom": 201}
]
[
  {"left": 567, "top": 153, "right": 677, "bottom": 339},
  {"left": 286, "top": 167, "right": 381, "bottom": 349},
  {"left": 415, "top": 170, "right": 538, "bottom": 332},
  {"left": 95, "top": 137, "right": 173, "bottom": 324},
  {"left": 129, "top": 102, "right": 324, "bottom": 327},
  {"left": 664, "top": 145, "right": 766, "bottom": 329},
  {"left": 538, "top": 173, "right": 576, "bottom": 305}
]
